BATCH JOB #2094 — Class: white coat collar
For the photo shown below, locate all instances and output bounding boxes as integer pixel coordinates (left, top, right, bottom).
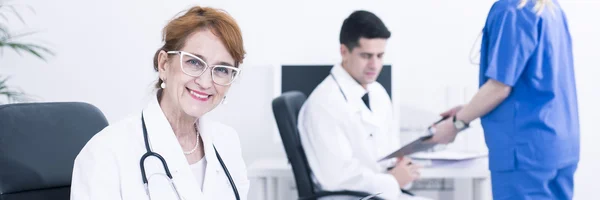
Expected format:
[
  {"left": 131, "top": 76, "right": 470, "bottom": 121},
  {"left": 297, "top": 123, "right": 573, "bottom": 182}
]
[
  {"left": 141, "top": 91, "right": 222, "bottom": 199},
  {"left": 330, "top": 63, "right": 371, "bottom": 102},
  {"left": 330, "top": 64, "right": 383, "bottom": 132}
]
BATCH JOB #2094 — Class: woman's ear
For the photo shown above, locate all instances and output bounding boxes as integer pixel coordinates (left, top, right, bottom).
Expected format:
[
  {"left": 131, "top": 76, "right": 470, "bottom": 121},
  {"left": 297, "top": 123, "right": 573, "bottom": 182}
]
[{"left": 157, "top": 50, "right": 170, "bottom": 80}]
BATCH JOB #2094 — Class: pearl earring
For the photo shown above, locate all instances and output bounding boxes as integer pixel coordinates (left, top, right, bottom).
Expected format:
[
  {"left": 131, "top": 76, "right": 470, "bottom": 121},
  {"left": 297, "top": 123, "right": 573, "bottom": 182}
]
[{"left": 160, "top": 82, "right": 166, "bottom": 89}]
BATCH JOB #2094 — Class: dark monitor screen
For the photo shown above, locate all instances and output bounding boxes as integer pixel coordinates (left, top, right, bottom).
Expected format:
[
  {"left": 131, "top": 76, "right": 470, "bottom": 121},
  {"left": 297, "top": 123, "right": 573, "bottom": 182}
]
[{"left": 281, "top": 65, "right": 392, "bottom": 99}]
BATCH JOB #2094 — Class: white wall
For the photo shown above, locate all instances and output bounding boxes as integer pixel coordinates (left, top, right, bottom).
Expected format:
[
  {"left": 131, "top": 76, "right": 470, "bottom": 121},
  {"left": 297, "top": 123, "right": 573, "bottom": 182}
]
[
  {"left": 560, "top": 1, "right": 600, "bottom": 199},
  {"left": 1, "top": 0, "right": 598, "bottom": 199}
]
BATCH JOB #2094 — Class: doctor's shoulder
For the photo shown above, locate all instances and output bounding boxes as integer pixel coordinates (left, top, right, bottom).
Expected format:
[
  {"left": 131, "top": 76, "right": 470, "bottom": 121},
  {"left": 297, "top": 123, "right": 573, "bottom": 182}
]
[
  {"left": 202, "top": 119, "right": 244, "bottom": 160},
  {"left": 73, "top": 114, "right": 140, "bottom": 163},
  {"left": 370, "top": 81, "right": 388, "bottom": 96},
  {"left": 488, "top": 0, "right": 540, "bottom": 18},
  {"left": 70, "top": 114, "right": 142, "bottom": 198},
  {"left": 490, "top": 0, "right": 521, "bottom": 10},
  {"left": 203, "top": 119, "right": 248, "bottom": 175},
  {"left": 304, "top": 78, "right": 347, "bottom": 110},
  {"left": 205, "top": 119, "right": 242, "bottom": 150}
]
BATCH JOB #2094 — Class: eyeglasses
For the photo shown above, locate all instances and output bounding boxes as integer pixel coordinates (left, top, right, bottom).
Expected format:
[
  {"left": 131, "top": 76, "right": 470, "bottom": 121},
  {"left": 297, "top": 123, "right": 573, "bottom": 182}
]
[{"left": 167, "top": 51, "right": 241, "bottom": 86}]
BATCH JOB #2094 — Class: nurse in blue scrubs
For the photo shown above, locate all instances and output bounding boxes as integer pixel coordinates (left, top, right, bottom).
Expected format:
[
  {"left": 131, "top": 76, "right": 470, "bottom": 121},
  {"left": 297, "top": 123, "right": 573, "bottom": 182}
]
[{"left": 430, "top": 0, "right": 580, "bottom": 199}]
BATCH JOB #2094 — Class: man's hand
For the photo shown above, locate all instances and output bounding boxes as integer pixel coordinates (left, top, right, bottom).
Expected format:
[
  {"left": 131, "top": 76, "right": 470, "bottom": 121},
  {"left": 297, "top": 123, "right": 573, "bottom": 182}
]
[
  {"left": 440, "top": 105, "right": 463, "bottom": 118},
  {"left": 429, "top": 118, "right": 459, "bottom": 144},
  {"left": 388, "top": 157, "right": 421, "bottom": 188}
]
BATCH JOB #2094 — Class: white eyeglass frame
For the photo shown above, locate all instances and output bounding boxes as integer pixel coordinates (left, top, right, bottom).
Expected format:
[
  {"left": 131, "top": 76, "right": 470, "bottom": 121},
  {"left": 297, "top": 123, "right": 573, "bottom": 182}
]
[{"left": 166, "top": 50, "right": 241, "bottom": 86}]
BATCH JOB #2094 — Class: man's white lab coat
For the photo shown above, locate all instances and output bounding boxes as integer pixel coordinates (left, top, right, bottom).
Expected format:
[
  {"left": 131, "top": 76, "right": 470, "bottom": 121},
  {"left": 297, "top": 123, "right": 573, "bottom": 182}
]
[{"left": 298, "top": 64, "right": 427, "bottom": 200}]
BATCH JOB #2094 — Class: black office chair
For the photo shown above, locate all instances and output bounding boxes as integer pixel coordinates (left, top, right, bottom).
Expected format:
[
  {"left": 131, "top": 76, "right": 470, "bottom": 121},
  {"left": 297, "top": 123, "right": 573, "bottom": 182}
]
[
  {"left": 272, "top": 91, "right": 384, "bottom": 200},
  {"left": 0, "top": 102, "right": 109, "bottom": 200}
]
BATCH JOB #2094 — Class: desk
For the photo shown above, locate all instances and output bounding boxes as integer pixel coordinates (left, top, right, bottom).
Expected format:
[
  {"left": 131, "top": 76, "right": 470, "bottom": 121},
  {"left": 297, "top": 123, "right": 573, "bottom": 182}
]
[{"left": 248, "top": 157, "right": 491, "bottom": 200}]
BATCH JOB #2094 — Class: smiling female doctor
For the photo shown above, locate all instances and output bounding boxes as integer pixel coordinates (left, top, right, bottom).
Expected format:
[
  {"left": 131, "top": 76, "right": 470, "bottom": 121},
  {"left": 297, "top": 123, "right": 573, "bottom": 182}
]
[
  {"left": 70, "top": 6, "right": 249, "bottom": 200},
  {"left": 430, "top": 0, "right": 580, "bottom": 200}
]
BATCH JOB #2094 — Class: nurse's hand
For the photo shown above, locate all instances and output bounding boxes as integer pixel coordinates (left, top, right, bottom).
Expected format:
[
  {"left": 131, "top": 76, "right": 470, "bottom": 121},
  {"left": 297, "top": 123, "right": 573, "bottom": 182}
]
[
  {"left": 429, "top": 118, "right": 459, "bottom": 144},
  {"left": 389, "top": 157, "right": 421, "bottom": 188},
  {"left": 440, "top": 105, "right": 463, "bottom": 118}
]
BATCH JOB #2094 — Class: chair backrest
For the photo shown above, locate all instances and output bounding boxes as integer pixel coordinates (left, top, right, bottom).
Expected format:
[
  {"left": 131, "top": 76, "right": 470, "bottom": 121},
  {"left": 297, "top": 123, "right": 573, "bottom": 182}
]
[
  {"left": 281, "top": 65, "right": 392, "bottom": 99},
  {"left": 271, "top": 91, "right": 316, "bottom": 197},
  {"left": 0, "top": 102, "right": 108, "bottom": 200}
]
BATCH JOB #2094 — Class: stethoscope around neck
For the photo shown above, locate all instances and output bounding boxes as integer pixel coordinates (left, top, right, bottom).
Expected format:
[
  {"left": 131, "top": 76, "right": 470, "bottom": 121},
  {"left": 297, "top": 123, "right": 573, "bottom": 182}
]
[
  {"left": 330, "top": 73, "right": 349, "bottom": 102},
  {"left": 139, "top": 113, "right": 240, "bottom": 200}
]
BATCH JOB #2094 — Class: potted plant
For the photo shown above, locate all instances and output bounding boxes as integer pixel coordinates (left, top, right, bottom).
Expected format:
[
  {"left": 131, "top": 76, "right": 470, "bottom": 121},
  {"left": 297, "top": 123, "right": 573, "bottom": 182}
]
[{"left": 0, "top": 1, "right": 54, "bottom": 104}]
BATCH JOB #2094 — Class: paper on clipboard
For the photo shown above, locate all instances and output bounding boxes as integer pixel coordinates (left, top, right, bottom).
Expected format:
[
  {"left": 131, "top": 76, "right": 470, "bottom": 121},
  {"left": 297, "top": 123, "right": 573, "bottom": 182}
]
[{"left": 378, "top": 117, "right": 448, "bottom": 162}]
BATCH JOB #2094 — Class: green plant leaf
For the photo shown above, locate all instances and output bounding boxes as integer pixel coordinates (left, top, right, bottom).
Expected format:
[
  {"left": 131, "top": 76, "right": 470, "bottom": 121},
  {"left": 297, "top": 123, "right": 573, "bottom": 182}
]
[
  {"left": 6, "top": 30, "right": 39, "bottom": 39},
  {"left": 0, "top": 2, "right": 36, "bottom": 21},
  {"left": 6, "top": 4, "right": 25, "bottom": 24},
  {"left": 0, "top": 41, "right": 55, "bottom": 60},
  {"left": 0, "top": 24, "right": 7, "bottom": 38},
  {"left": 0, "top": 1, "right": 47, "bottom": 104},
  {"left": 0, "top": 90, "right": 31, "bottom": 103},
  {"left": 0, "top": 1, "right": 54, "bottom": 62},
  {"left": 0, "top": 75, "right": 11, "bottom": 87},
  {"left": 0, "top": 12, "right": 8, "bottom": 22},
  {"left": 0, "top": 76, "right": 32, "bottom": 104}
]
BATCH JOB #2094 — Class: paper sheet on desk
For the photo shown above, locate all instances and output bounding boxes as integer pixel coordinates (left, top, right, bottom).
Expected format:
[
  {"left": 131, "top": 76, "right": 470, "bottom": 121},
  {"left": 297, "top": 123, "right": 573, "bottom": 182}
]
[{"left": 409, "top": 150, "right": 488, "bottom": 161}]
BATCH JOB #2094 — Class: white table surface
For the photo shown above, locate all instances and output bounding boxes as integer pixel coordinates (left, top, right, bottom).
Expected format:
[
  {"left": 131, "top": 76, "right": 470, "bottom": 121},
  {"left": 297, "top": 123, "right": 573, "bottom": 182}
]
[
  {"left": 248, "top": 157, "right": 490, "bottom": 179},
  {"left": 248, "top": 157, "right": 491, "bottom": 200}
]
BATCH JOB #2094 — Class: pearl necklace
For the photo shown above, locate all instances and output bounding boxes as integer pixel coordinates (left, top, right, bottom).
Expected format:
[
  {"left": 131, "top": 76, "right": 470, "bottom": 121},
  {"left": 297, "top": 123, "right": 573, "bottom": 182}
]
[{"left": 183, "top": 125, "right": 200, "bottom": 155}]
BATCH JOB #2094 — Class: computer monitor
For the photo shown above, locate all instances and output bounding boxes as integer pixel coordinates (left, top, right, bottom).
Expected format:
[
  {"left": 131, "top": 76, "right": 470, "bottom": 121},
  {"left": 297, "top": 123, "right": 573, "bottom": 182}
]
[{"left": 281, "top": 65, "right": 392, "bottom": 99}]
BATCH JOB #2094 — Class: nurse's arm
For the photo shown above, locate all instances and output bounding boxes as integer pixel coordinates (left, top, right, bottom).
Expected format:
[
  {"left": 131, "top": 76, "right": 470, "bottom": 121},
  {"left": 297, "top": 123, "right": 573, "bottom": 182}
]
[{"left": 455, "top": 79, "right": 511, "bottom": 123}]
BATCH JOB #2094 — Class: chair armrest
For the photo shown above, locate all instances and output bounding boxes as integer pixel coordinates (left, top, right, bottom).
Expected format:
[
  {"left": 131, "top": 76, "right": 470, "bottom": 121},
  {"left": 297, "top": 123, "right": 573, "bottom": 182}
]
[{"left": 298, "top": 190, "right": 385, "bottom": 200}]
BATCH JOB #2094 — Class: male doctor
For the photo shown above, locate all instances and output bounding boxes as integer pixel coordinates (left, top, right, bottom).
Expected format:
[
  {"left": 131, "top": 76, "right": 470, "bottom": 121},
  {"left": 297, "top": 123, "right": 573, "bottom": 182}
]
[{"left": 298, "top": 10, "right": 429, "bottom": 200}]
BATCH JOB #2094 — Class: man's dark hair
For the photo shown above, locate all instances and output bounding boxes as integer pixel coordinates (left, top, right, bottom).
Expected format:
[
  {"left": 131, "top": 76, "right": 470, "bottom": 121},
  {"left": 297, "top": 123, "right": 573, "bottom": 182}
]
[{"left": 340, "top": 10, "right": 391, "bottom": 51}]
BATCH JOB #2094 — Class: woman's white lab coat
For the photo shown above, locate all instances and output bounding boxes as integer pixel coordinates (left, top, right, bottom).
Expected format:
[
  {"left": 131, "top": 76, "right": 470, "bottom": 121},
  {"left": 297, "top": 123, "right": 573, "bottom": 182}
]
[{"left": 70, "top": 95, "right": 249, "bottom": 200}]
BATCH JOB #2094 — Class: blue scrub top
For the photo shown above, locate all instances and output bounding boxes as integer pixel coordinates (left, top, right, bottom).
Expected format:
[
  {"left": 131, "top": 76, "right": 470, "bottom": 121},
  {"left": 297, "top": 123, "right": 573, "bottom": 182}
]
[{"left": 479, "top": 0, "right": 580, "bottom": 171}]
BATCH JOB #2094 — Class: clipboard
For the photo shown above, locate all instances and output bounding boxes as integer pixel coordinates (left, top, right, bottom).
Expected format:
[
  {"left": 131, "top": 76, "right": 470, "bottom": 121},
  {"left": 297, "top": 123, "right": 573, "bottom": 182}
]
[{"left": 378, "top": 117, "right": 448, "bottom": 162}]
